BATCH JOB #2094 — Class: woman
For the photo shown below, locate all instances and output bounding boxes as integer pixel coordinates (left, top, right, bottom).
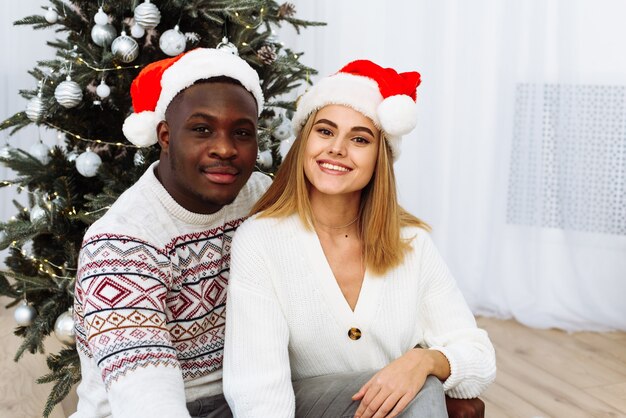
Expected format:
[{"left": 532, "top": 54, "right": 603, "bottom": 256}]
[{"left": 223, "top": 60, "right": 496, "bottom": 418}]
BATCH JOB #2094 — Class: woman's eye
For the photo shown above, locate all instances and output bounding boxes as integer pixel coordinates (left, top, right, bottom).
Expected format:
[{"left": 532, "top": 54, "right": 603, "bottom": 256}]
[
  {"left": 352, "top": 136, "right": 371, "bottom": 144},
  {"left": 317, "top": 128, "right": 333, "bottom": 136}
]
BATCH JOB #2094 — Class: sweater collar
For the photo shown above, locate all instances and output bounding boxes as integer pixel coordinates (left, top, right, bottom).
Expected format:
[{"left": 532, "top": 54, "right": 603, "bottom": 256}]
[{"left": 144, "top": 161, "right": 230, "bottom": 226}]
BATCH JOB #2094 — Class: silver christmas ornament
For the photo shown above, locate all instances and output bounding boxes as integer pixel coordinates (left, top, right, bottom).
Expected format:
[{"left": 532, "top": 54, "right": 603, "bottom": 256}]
[
  {"left": 55, "top": 77, "right": 83, "bottom": 108},
  {"left": 96, "top": 80, "right": 111, "bottom": 99},
  {"left": 133, "top": 150, "right": 145, "bottom": 166},
  {"left": 256, "top": 150, "right": 273, "bottom": 169},
  {"left": 26, "top": 95, "right": 45, "bottom": 122},
  {"left": 45, "top": 7, "right": 58, "bottom": 24},
  {"left": 29, "top": 205, "right": 47, "bottom": 223},
  {"left": 94, "top": 7, "right": 109, "bottom": 25},
  {"left": 29, "top": 142, "right": 51, "bottom": 164},
  {"left": 274, "top": 121, "right": 291, "bottom": 140},
  {"left": 216, "top": 37, "right": 238, "bottom": 55},
  {"left": 130, "top": 23, "right": 145, "bottom": 38},
  {"left": 91, "top": 23, "right": 116, "bottom": 47},
  {"left": 159, "top": 25, "right": 186, "bottom": 56},
  {"left": 14, "top": 301, "right": 37, "bottom": 327},
  {"left": 75, "top": 149, "right": 102, "bottom": 177},
  {"left": 54, "top": 309, "right": 76, "bottom": 345},
  {"left": 112, "top": 31, "right": 139, "bottom": 63},
  {"left": 134, "top": 0, "right": 161, "bottom": 30}
]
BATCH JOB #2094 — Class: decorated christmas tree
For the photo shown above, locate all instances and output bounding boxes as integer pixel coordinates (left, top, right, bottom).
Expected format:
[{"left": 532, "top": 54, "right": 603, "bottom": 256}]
[{"left": 0, "top": 1, "right": 323, "bottom": 415}]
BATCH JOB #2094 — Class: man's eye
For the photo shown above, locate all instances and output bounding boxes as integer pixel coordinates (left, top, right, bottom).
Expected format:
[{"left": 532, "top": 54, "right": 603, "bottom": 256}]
[
  {"left": 234, "top": 129, "right": 255, "bottom": 138},
  {"left": 193, "top": 126, "right": 212, "bottom": 133}
]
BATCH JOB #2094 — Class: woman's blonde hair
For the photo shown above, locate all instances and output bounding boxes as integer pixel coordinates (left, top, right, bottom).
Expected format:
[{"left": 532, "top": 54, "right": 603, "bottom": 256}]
[{"left": 251, "top": 109, "right": 430, "bottom": 275}]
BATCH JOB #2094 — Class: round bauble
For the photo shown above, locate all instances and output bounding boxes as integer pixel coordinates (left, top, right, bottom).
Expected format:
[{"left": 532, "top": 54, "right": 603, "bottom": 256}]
[
  {"left": 130, "top": 23, "right": 145, "bottom": 39},
  {"left": 256, "top": 149, "right": 273, "bottom": 169},
  {"left": 216, "top": 36, "right": 238, "bottom": 55},
  {"left": 54, "top": 78, "right": 83, "bottom": 109},
  {"left": 45, "top": 7, "right": 58, "bottom": 24},
  {"left": 273, "top": 121, "right": 291, "bottom": 140},
  {"left": 14, "top": 301, "right": 37, "bottom": 327},
  {"left": 94, "top": 7, "right": 109, "bottom": 26},
  {"left": 96, "top": 80, "right": 111, "bottom": 99},
  {"left": 29, "top": 142, "right": 51, "bottom": 164},
  {"left": 75, "top": 150, "right": 102, "bottom": 177},
  {"left": 91, "top": 23, "right": 116, "bottom": 47},
  {"left": 25, "top": 95, "right": 45, "bottom": 122},
  {"left": 29, "top": 205, "right": 47, "bottom": 223},
  {"left": 54, "top": 310, "right": 76, "bottom": 345},
  {"left": 159, "top": 26, "right": 186, "bottom": 56},
  {"left": 134, "top": 0, "right": 161, "bottom": 30},
  {"left": 111, "top": 32, "right": 139, "bottom": 63},
  {"left": 66, "top": 150, "right": 79, "bottom": 162}
]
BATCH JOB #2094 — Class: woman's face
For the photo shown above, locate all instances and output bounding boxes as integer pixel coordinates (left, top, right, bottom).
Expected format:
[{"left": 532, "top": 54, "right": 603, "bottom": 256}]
[{"left": 303, "top": 105, "right": 379, "bottom": 200}]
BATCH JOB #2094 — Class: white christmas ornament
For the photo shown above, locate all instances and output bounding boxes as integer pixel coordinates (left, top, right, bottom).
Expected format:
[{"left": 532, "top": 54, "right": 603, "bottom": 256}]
[
  {"left": 112, "top": 31, "right": 139, "bottom": 63},
  {"left": 134, "top": 0, "right": 161, "bottom": 30},
  {"left": 55, "top": 77, "right": 83, "bottom": 108},
  {"left": 54, "top": 309, "right": 76, "bottom": 345},
  {"left": 75, "top": 149, "right": 102, "bottom": 177},
  {"left": 29, "top": 205, "right": 47, "bottom": 223},
  {"left": 66, "top": 150, "right": 79, "bottom": 162},
  {"left": 279, "top": 137, "right": 294, "bottom": 158},
  {"left": 25, "top": 95, "right": 45, "bottom": 122},
  {"left": 45, "top": 7, "right": 58, "bottom": 24},
  {"left": 29, "top": 142, "right": 51, "bottom": 164},
  {"left": 273, "top": 121, "right": 291, "bottom": 140},
  {"left": 216, "top": 37, "right": 238, "bottom": 55},
  {"left": 130, "top": 23, "right": 145, "bottom": 38},
  {"left": 91, "top": 23, "right": 116, "bottom": 47},
  {"left": 256, "top": 149, "right": 273, "bottom": 169},
  {"left": 94, "top": 7, "right": 109, "bottom": 25},
  {"left": 14, "top": 301, "right": 37, "bottom": 327},
  {"left": 159, "top": 25, "right": 186, "bottom": 56},
  {"left": 96, "top": 80, "right": 111, "bottom": 99}
]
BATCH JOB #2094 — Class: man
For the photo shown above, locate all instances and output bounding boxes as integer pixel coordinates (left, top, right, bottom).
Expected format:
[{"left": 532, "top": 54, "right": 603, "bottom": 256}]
[{"left": 71, "top": 48, "right": 270, "bottom": 418}]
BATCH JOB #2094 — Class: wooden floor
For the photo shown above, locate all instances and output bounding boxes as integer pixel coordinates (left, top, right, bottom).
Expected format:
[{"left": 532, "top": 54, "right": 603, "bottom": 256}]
[
  {"left": 0, "top": 314, "right": 624, "bottom": 417},
  {"left": 478, "top": 317, "right": 626, "bottom": 418}
]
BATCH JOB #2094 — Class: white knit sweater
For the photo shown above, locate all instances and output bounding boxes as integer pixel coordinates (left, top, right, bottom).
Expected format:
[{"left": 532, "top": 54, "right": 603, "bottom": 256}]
[
  {"left": 71, "top": 162, "right": 270, "bottom": 418},
  {"left": 223, "top": 214, "right": 496, "bottom": 418}
]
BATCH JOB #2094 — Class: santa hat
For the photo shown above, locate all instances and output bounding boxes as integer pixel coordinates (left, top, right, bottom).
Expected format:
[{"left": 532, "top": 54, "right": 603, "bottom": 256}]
[
  {"left": 123, "top": 48, "right": 264, "bottom": 147},
  {"left": 292, "top": 60, "right": 421, "bottom": 159}
]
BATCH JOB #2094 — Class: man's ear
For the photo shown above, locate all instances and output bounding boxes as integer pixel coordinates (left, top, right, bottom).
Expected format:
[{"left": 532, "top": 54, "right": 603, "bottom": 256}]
[{"left": 157, "top": 120, "right": 170, "bottom": 151}]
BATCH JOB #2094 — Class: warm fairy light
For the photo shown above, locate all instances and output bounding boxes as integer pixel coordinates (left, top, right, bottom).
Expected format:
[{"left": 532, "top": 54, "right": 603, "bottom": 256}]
[{"left": 45, "top": 122, "right": 141, "bottom": 149}]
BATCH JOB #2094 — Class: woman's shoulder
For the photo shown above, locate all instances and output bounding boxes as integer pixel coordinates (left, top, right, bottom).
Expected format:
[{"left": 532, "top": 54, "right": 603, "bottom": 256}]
[
  {"left": 237, "top": 213, "right": 300, "bottom": 239},
  {"left": 400, "top": 224, "right": 431, "bottom": 242}
]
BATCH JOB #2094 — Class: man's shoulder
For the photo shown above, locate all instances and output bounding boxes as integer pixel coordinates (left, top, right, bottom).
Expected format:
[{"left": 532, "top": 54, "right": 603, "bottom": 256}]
[{"left": 241, "top": 171, "right": 272, "bottom": 199}]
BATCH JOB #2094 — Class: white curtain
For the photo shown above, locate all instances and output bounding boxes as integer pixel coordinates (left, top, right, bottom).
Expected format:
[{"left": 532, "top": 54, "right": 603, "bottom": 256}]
[{"left": 286, "top": 0, "right": 626, "bottom": 331}]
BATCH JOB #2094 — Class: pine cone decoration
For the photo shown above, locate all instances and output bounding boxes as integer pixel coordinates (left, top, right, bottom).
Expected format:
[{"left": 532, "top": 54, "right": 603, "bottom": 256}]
[
  {"left": 257, "top": 45, "right": 277, "bottom": 65},
  {"left": 278, "top": 2, "right": 296, "bottom": 18}
]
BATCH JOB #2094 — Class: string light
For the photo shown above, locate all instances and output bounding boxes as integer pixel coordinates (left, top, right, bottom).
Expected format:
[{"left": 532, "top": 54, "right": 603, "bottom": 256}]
[
  {"left": 44, "top": 122, "right": 142, "bottom": 149},
  {"left": 76, "top": 57, "right": 143, "bottom": 73}
]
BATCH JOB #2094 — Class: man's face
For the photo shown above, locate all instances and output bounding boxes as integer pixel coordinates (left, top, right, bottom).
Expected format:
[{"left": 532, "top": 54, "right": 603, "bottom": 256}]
[{"left": 156, "top": 81, "right": 259, "bottom": 214}]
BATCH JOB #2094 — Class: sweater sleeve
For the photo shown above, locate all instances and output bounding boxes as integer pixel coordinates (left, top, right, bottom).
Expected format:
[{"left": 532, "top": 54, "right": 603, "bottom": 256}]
[
  {"left": 223, "top": 221, "right": 294, "bottom": 418},
  {"left": 74, "top": 234, "right": 191, "bottom": 418},
  {"left": 416, "top": 231, "right": 497, "bottom": 399}
]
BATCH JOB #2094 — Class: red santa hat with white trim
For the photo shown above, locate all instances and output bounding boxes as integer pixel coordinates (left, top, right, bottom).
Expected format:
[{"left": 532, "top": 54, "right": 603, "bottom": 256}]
[
  {"left": 292, "top": 60, "right": 421, "bottom": 160},
  {"left": 123, "top": 48, "right": 264, "bottom": 147}
]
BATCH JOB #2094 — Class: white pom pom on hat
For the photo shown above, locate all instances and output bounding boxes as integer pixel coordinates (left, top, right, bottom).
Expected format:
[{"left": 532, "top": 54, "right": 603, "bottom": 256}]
[
  {"left": 292, "top": 59, "right": 421, "bottom": 160},
  {"left": 123, "top": 47, "right": 264, "bottom": 147}
]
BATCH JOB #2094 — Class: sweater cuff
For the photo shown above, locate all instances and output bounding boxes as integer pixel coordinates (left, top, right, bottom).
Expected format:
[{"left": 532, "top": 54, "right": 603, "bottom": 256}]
[{"left": 428, "top": 345, "right": 472, "bottom": 398}]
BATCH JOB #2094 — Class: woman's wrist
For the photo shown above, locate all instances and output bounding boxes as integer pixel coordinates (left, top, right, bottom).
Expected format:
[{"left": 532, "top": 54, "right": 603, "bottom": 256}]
[{"left": 409, "top": 348, "right": 451, "bottom": 380}]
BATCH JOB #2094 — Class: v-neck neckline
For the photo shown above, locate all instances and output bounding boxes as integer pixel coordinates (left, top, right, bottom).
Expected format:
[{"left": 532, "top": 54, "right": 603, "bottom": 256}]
[{"left": 298, "top": 216, "right": 385, "bottom": 331}]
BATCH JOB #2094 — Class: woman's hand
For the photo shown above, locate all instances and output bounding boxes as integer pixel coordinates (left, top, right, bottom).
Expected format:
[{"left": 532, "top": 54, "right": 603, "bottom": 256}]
[{"left": 352, "top": 348, "right": 450, "bottom": 418}]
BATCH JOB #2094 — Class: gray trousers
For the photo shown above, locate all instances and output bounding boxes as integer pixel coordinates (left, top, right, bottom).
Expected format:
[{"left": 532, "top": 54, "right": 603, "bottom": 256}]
[{"left": 187, "top": 371, "right": 447, "bottom": 418}]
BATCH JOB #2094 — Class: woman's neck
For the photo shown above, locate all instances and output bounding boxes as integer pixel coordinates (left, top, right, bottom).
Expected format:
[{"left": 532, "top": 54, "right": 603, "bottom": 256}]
[{"left": 309, "top": 191, "right": 361, "bottom": 235}]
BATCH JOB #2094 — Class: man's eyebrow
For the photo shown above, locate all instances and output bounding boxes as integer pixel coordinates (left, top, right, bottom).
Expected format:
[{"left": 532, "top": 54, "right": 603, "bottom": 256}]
[
  {"left": 186, "top": 113, "right": 256, "bottom": 125},
  {"left": 314, "top": 118, "right": 374, "bottom": 136}
]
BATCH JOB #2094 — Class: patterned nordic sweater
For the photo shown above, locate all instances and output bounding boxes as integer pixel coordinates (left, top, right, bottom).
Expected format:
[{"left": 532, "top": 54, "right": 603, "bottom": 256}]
[
  {"left": 223, "top": 214, "right": 496, "bottom": 418},
  {"left": 71, "top": 162, "right": 270, "bottom": 418}
]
